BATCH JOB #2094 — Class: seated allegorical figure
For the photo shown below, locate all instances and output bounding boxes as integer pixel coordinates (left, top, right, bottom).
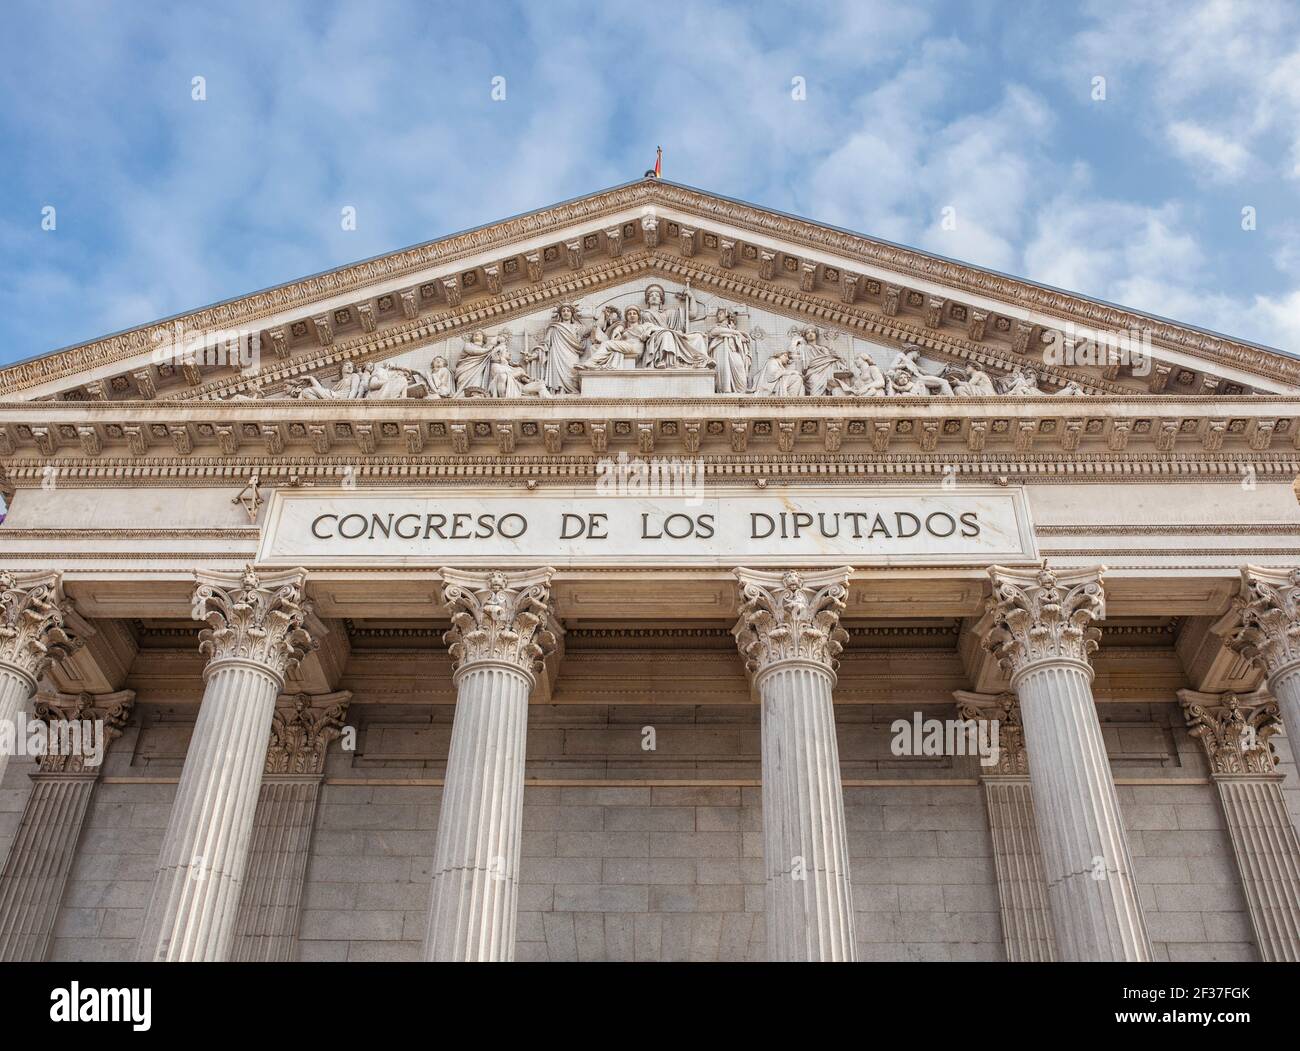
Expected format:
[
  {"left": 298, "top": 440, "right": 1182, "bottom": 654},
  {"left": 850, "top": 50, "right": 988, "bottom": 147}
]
[
  {"left": 792, "top": 328, "right": 843, "bottom": 397},
  {"left": 831, "top": 352, "right": 887, "bottom": 397},
  {"left": 950, "top": 364, "right": 998, "bottom": 397},
  {"left": 1001, "top": 366, "right": 1044, "bottom": 395},
  {"left": 364, "top": 361, "right": 411, "bottom": 399},
  {"left": 583, "top": 306, "right": 645, "bottom": 370},
  {"left": 428, "top": 355, "right": 454, "bottom": 398},
  {"left": 752, "top": 349, "right": 806, "bottom": 396},
  {"left": 486, "top": 347, "right": 547, "bottom": 398},
  {"left": 889, "top": 348, "right": 953, "bottom": 395}
]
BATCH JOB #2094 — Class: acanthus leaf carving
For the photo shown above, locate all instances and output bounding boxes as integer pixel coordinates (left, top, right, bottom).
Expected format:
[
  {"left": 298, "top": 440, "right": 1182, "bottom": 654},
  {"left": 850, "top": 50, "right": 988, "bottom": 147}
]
[
  {"left": 31, "top": 688, "right": 134, "bottom": 774},
  {"left": 191, "top": 564, "right": 317, "bottom": 680},
  {"left": 1222, "top": 566, "right": 1300, "bottom": 681},
  {"left": 265, "top": 690, "right": 351, "bottom": 776},
  {"left": 733, "top": 566, "right": 851, "bottom": 679},
  {"left": 0, "top": 571, "right": 86, "bottom": 682},
  {"left": 983, "top": 565, "right": 1105, "bottom": 680},
  {"left": 1178, "top": 689, "right": 1281, "bottom": 776},
  {"left": 439, "top": 567, "right": 556, "bottom": 681}
]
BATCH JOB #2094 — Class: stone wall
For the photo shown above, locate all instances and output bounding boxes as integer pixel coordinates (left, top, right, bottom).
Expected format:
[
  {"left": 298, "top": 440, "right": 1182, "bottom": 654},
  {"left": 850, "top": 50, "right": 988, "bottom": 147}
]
[{"left": 5, "top": 694, "right": 1289, "bottom": 962}]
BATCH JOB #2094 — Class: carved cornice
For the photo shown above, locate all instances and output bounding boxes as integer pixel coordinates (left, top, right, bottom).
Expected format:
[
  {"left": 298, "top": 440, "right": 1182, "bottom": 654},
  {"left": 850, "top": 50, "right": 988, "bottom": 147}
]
[
  {"left": 953, "top": 689, "right": 1027, "bottom": 776},
  {"left": 439, "top": 566, "right": 556, "bottom": 682},
  {"left": 0, "top": 570, "right": 86, "bottom": 683},
  {"left": 1178, "top": 688, "right": 1281, "bottom": 776},
  {"left": 265, "top": 690, "right": 351, "bottom": 776},
  {"left": 192, "top": 564, "right": 317, "bottom": 681},
  {"left": 982, "top": 565, "right": 1106, "bottom": 682},
  {"left": 733, "top": 566, "right": 851, "bottom": 680},
  {"left": 3, "top": 179, "right": 1296, "bottom": 401},
  {"left": 30, "top": 688, "right": 134, "bottom": 774},
  {"left": 1221, "top": 566, "right": 1300, "bottom": 682}
]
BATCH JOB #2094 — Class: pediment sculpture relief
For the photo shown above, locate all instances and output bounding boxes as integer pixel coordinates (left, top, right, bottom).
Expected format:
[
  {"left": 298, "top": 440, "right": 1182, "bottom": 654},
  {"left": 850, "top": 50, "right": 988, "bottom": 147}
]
[{"left": 221, "top": 283, "right": 1097, "bottom": 401}]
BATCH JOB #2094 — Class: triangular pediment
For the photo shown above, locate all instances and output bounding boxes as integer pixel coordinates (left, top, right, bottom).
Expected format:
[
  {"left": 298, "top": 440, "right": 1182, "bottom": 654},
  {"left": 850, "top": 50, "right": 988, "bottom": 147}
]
[{"left": 4, "top": 179, "right": 1297, "bottom": 404}]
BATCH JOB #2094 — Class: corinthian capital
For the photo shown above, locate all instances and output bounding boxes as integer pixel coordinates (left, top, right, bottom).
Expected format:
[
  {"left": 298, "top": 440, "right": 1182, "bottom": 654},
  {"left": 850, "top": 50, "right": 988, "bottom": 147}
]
[
  {"left": 1178, "top": 689, "right": 1281, "bottom": 776},
  {"left": 983, "top": 565, "right": 1105, "bottom": 682},
  {"left": 953, "top": 690, "right": 1027, "bottom": 776},
  {"left": 32, "top": 689, "right": 134, "bottom": 774},
  {"left": 733, "top": 567, "right": 851, "bottom": 680},
  {"left": 0, "top": 570, "right": 86, "bottom": 683},
  {"left": 439, "top": 567, "right": 557, "bottom": 681},
  {"left": 1221, "top": 566, "right": 1300, "bottom": 682},
  {"left": 192, "top": 564, "right": 317, "bottom": 682},
  {"left": 266, "top": 691, "right": 351, "bottom": 776}
]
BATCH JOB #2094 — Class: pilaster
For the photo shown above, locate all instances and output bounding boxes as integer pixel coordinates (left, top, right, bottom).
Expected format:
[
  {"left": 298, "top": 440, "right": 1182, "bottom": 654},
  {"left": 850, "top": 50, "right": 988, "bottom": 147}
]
[
  {"left": 0, "top": 689, "right": 133, "bottom": 961},
  {"left": 983, "top": 564, "right": 1151, "bottom": 961},
  {"left": 136, "top": 564, "right": 317, "bottom": 962},
  {"left": 953, "top": 689, "right": 1055, "bottom": 962},
  {"left": 231, "top": 690, "right": 351, "bottom": 962},
  {"left": 1178, "top": 688, "right": 1300, "bottom": 961}
]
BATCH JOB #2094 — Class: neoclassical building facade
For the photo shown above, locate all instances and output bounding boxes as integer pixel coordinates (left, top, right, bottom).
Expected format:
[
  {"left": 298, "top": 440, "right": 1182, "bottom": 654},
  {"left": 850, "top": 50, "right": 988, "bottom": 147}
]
[{"left": 0, "top": 179, "right": 1298, "bottom": 962}]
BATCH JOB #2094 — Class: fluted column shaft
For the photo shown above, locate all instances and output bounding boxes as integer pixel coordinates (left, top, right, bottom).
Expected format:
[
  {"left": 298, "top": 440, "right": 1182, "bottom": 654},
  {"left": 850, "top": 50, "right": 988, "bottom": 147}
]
[
  {"left": 1215, "top": 776, "right": 1300, "bottom": 960},
  {"left": 983, "top": 565, "right": 1151, "bottom": 961},
  {"left": 757, "top": 660, "right": 856, "bottom": 961},
  {"left": 136, "top": 659, "right": 282, "bottom": 961},
  {"left": 1013, "top": 661, "right": 1151, "bottom": 961},
  {"left": 0, "top": 688, "right": 133, "bottom": 961},
  {"left": 734, "top": 566, "right": 857, "bottom": 962},
  {"left": 982, "top": 776, "right": 1056, "bottom": 961},
  {"left": 1179, "top": 689, "right": 1300, "bottom": 960},
  {"left": 232, "top": 776, "right": 323, "bottom": 961},
  {"left": 231, "top": 690, "right": 350, "bottom": 962},
  {"left": 424, "top": 662, "right": 531, "bottom": 961},
  {"left": 0, "top": 665, "right": 35, "bottom": 788},
  {"left": 422, "top": 566, "right": 556, "bottom": 962},
  {"left": 0, "top": 773, "right": 96, "bottom": 960},
  {"left": 135, "top": 564, "right": 315, "bottom": 962},
  {"left": 1268, "top": 663, "right": 1300, "bottom": 766}
]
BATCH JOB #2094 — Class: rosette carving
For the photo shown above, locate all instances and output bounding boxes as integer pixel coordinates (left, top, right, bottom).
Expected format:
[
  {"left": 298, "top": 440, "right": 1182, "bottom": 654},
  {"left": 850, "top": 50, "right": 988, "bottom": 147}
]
[
  {"left": 191, "top": 564, "right": 316, "bottom": 680},
  {"left": 1223, "top": 567, "right": 1300, "bottom": 681},
  {"left": 1179, "top": 690, "right": 1281, "bottom": 776},
  {"left": 266, "top": 691, "right": 351, "bottom": 775},
  {"left": 733, "top": 567, "right": 851, "bottom": 678},
  {"left": 439, "top": 567, "right": 557, "bottom": 679},
  {"left": 0, "top": 570, "right": 84, "bottom": 682},
  {"left": 983, "top": 565, "right": 1106, "bottom": 680}
]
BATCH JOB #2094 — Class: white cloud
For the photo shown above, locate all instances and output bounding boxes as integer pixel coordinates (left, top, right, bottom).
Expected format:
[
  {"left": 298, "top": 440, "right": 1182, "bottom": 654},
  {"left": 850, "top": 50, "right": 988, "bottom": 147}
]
[{"left": 1165, "top": 121, "right": 1254, "bottom": 182}]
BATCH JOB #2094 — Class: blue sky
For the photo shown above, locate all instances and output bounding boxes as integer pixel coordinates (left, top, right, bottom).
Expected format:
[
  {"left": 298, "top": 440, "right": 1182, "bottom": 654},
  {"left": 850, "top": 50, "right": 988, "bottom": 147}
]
[{"left": 2, "top": 0, "right": 1298, "bottom": 364}]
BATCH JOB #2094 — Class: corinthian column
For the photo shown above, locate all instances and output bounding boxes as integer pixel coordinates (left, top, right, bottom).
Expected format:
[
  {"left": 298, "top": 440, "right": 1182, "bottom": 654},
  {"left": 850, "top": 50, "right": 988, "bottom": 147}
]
[
  {"left": 734, "top": 567, "right": 856, "bottom": 962},
  {"left": 136, "top": 565, "right": 316, "bottom": 962},
  {"left": 424, "top": 567, "right": 556, "bottom": 962},
  {"left": 1221, "top": 567, "right": 1300, "bottom": 754},
  {"left": 953, "top": 690, "right": 1056, "bottom": 962},
  {"left": 0, "top": 571, "right": 85, "bottom": 786},
  {"left": 983, "top": 565, "right": 1151, "bottom": 961},
  {"left": 1179, "top": 689, "right": 1300, "bottom": 961},
  {"left": 0, "top": 689, "right": 133, "bottom": 961},
  {"left": 232, "top": 690, "right": 350, "bottom": 962}
]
